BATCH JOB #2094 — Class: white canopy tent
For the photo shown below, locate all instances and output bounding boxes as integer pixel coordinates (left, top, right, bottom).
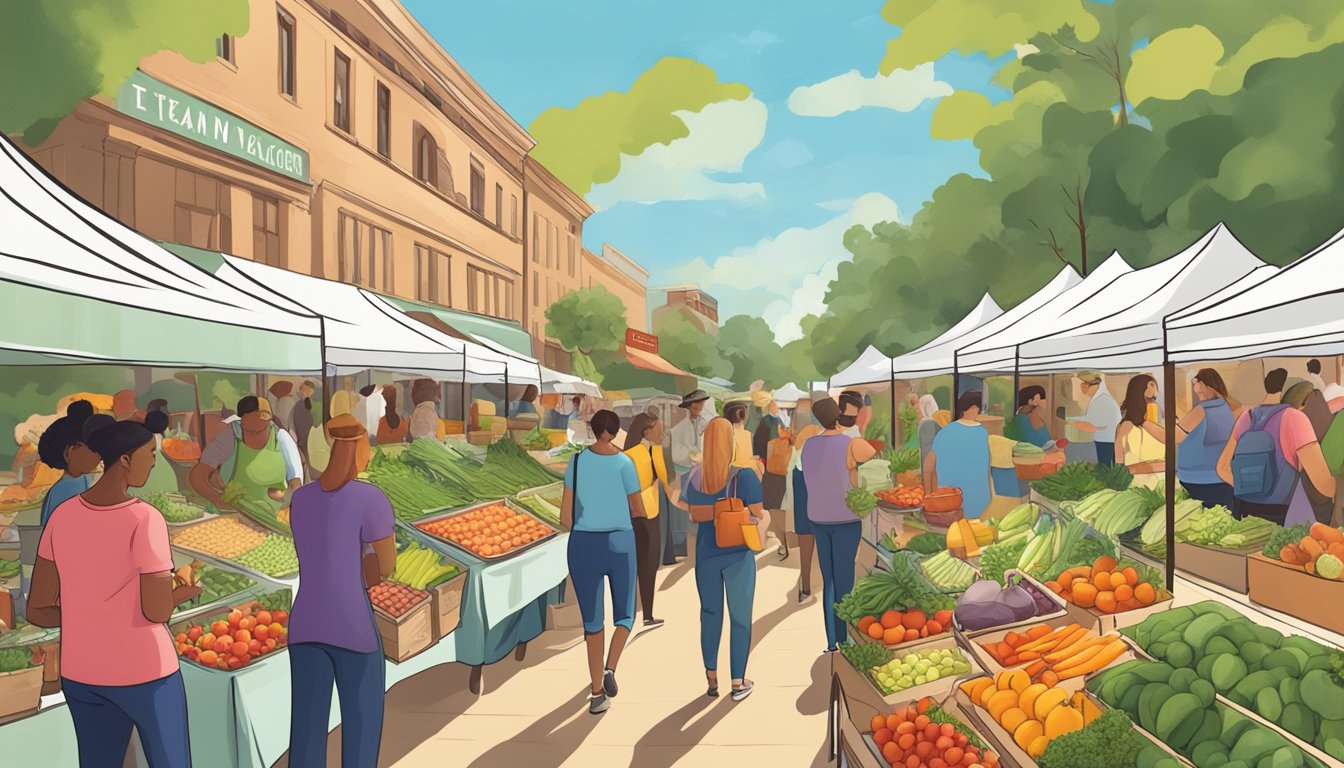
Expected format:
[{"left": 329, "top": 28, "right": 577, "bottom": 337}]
[
  {"left": 956, "top": 254, "right": 1133, "bottom": 375},
  {"left": 772, "top": 382, "right": 809, "bottom": 405},
  {"left": 0, "top": 135, "right": 321, "bottom": 371},
  {"left": 894, "top": 268, "right": 1081, "bottom": 380},
  {"left": 540, "top": 366, "right": 601, "bottom": 397},
  {"left": 830, "top": 345, "right": 893, "bottom": 389},
  {"left": 1168, "top": 227, "right": 1344, "bottom": 363},
  {"left": 1017, "top": 224, "right": 1276, "bottom": 374},
  {"left": 889, "top": 293, "right": 1006, "bottom": 379}
]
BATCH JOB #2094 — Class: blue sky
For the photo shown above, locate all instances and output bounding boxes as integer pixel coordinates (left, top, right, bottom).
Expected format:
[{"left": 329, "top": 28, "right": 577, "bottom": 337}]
[{"left": 405, "top": 0, "right": 1008, "bottom": 340}]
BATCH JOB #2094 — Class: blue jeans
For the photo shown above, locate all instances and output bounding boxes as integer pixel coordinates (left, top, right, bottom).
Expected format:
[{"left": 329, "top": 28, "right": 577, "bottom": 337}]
[
  {"left": 62, "top": 671, "right": 191, "bottom": 768},
  {"left": 567, "top": 529, "right": 637, "bottom": 633},
  {"left": 289, "top": 643, "right": 385, "bottom": 768},
  {"left": 814, "top": 521, "right": 862, "bottom": 650},
  {"left": 1095, "top": 442, "right": 1115, "bottom": 466},
  {"left": 695, "top": 542, "right": 756, "bottom": 680}
]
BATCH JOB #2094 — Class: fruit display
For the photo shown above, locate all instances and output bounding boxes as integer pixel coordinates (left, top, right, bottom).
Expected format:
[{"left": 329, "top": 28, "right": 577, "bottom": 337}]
[
  {"left": 1033, "top": 462, "right": 1132, "bottom": 502},
  {"left": 369, "top": 582, "right": 430, "bottom": 618},
  {"left": 1089, "top": 658, "right": 1329, "bottom": 768},
  {"left": 877, "top": 484, "right": 924, "bottom": 509},
  {"left": 978, "top": 622, "right": 1131, "bottom": 682},
  {"left": 175, "top": 564, "right": 257, "bottom": 613},
  {"left": 1272, "top": 522, "right": 1344, "bottom": 579},
  {"left": 869, "top": 698, "right": 1001, "bottom": 768},
  {"left": 922, "top": 551, "right": 978, "bottom": 592},
  {"left": 1121, "top": 601, "right": 1344, "bottom": 761},
  {"left": 142, "top": 491, "right": 205, "bottom": 524},
  {"left": 955, "top": 576, "right": 1060, "bottom": 632},
  {"left": 222, "top": 481, "right": 291, "bottom": 535},
  {"left": 857, "top": 608, "right": 955, "bottom": 646},
  {"left": 961, "top": 671, "right": 1103, "bottom": 760},
  {"left": 415, "top": 502, "right": 557, "bottom": 559},
  {"left": 946, "top": 519, "right": 996, "bottom": 557},
  {"left": 871, "top": 646, "right": 975, "bottom": 695},
  {"left": 836, "top": 552, "right": 957, "bottom": 626},
  {"left": 847, "top": 484, "right": 878, "bottom": 518},
  {"left": 233, "top": 535, "right": 299, "bottom": 577},
  {"left": 172, "top": 516, "right": 268, "bottom": 559},
  {"left": 1043, "top": 555, "right": 1165, "bottom": 614},
  {"left": 390, "top": 541, "right": 461, "bottom": 590},
  {"left": 174, "top": 593, "right": 291, "bottom": 672}
]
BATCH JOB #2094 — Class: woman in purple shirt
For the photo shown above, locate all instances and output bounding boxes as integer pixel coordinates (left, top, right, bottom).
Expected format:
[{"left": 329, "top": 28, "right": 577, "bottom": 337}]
[{"left": 287, "top": 414, "right": 396, "bottom": 768}]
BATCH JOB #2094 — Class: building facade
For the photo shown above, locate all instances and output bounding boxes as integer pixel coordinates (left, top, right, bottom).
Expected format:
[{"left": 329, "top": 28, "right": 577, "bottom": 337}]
[
  {"left": 583, "top": 245, "right": 650, "bottom": 333},
  {"left": 523, "top": 157, "right": 592, "bottom": 370},
  {"left": 651, "top": 285, "right": 719, "bottom": 335},
  {"left": 23, "top": 0, "right": 532, "bottom": 323}
]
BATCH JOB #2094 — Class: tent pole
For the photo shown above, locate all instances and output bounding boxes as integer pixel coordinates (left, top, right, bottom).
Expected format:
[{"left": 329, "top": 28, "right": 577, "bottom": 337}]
[
  {"left": 504, "top": 367, "right": 510, "bottom": 419},
  {"left": 953, "top": 351, "right": 961, "bottom": 419},
  {"left": 319, "top": 317, "right": 331, "bottom": 426},
  {"left": 889, "top": 375, "right": 898, "bottom": 450},
  {"left": 1163, "top": 360, "right": 1177, "bottom": 592}
]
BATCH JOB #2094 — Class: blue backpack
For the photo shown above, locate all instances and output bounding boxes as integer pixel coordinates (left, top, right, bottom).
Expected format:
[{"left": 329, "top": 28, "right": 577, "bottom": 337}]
[{"left": 1230, "top": 405, "right": 1299, "bottom": 506}]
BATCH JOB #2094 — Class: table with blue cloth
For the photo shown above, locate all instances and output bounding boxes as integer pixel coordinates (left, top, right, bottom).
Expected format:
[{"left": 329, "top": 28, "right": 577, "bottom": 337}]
[{"left": 1, "top": 532, "right": 569, "bottom": 768}]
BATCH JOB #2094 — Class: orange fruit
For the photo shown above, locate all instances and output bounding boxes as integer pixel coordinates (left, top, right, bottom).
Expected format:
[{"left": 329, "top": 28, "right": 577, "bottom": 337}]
[
  {"left": 883, "top": 627, "right": 904, "bottom": 645},
  {"left": 867, "top": 622, "right": 886, "bottom": 639},
  {"left": 227, "top": 611, "right": 243, "bottom": 628},
  {"left": 231, "top": 641, "right": 249, "bottom": 657},
  {"left": 232, "top": 629, "right": 252, "bottom": 644},
  {"left": 198, "top": 650, "right": 218, "bottom": 666},
  {"left": 211, "top": 620, "right": 230, "bottom": 637}
]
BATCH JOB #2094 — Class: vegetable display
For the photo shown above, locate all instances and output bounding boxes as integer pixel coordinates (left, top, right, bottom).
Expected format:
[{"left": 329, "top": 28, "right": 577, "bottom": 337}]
[
  {"left": 961, "top": 671, "right": 1103, "bottom": 759},
  {"left": 846, "top": 484, "right": 878, "bottom": 518},
  {"left": 979, "top": 622, "right": 1131, "bottom": 682},
  {"left": 946, "top": 519, "right": 996, "bottom": 557},
  {"left": 142, "top": 492, "right": 205, "bottom": 524},
  {"left": 1016, "top": 517, "right": 1117, "bottom": 581},
  {"left": 1265, "top": 524, "right": 1313, "bottom": 560},
  {"left": 869, "top": 699, "right": 1001, "bottom": 768},
  {"left": 921, "top": 551, "right": 978, "bottom": 592},
  {"left": 954, "top": 576, "right": 1058, "bottom": 631},
  {"left": 987, "top": 503, "right": 1039, "bottom": 544},
  {"left": 1274, "top": 523, "right": 1344, "bottom": 580},
  {"left": 368, "top": 439, "right": 561, "bottom": 522},
  {"left": 176, "top": 565, "right": 256, "bottom": 612},
  {"left": 369, "top": 582, "right": 430, "bottom": 618},
  {"left": 1090, "top": 658, "right": 1328, "bottom": 768},
  {"left": 903, "top": 531, "right": 949, "bottom": 555},
  {"left": 1122, "top": 601, "right": 1344, "bottom": 760},
  {"left": 835, "top": 554, "right": 957, "bottom": 625},
  {"left": 1043, "top": 555, "right": 1164, "bottom": 614},
  {"left": 877, "top": 485, "right": 925, "bottom": 509},
  {"left": 172, "top": 516, "right": 268, "bottom": 559},
  {"left": 979, "top": 540, "right": 1028, "bottom": 585},
  {"left": 839, "top": 639, "right": 893, "bottom": 673},
  {"left": 365, "top": 448, "right": 473, "bottom": 520},
  {"left": 1063, "top": 488, "right": 1153, "bottom": 538},
  {"left": 233, "top": 535, "right": 299, "bottom": 577},
  {"left": 887, "top": 447, "right": 921, "bottom": 476},
  {"left": 0, "top": 647, "right": 38, "bottom": 673},
  {"left": 1031, "top": 464, "right": 1105, "bottom": 502},
  {"left": 871, "top": 646, "right": 974, "bottom": 695},
  {"left": 175, "top": 601, "right": 290, "bottom": 671},
  {"left": 857, "top": 608, "right": 954, "bottom": 646},
  {"left": 222, "top": 481, "right": 291, "bottom": 535},
  {"left": 1037, "top": 709, "right": 1148, "bottom": 768},
  {"left": 415, "top": 503, "right": 557, "bottom": 558},
  {"left": 1171, "top": 503, "right": 1278, "bottom": 550},
  {"left": 390, "top": 541, "right": 460, "bottom": 590}
]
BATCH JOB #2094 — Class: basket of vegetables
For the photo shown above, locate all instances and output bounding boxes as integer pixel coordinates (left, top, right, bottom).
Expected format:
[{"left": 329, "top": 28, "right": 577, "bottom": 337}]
[{"left": 0, "top": 646, "right": 43, "bottom": 722}]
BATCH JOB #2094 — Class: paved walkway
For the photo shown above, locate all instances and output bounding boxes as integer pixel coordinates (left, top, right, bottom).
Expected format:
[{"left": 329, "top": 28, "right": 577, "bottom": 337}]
[{"left": 279, "top": 540, "right": 837, "bottom": 767}]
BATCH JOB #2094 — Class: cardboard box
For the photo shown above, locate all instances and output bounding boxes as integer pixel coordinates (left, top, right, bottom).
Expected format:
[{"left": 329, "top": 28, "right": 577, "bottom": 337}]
[
  {"left": 1173, "top": 541, "right": 1252, "bottom": 593},
  {"left": 429, "top": 573, "right": 466, "bottom": 640},
  {"left": 956, "top": 612, "right": 1086, "bottom": 680},
  {"left": 832, "top": 638, "right": 972, "bottom": 720},
  {"left": 374, "top": 597, "right": 434, "bottom": 663},
  {"left": 1247, "top": 551, "right": 1344, "bottom": 635},
  {"left": 831, "top": 678, "right": 887, "bottom": 768},
  {"left": 1061, "top": 593, "right": 1175, "bottom": 635},
  {"left": 0, "top": 665, "right": 42, "bottom": 724}
]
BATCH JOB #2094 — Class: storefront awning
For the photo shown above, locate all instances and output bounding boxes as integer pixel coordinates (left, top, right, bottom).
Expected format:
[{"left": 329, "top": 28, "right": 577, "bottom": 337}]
[
  {"left": 626, "top": 345, "right": 693, "bottom": 377},
  {"left": 381, "top": 296, "right": 534, "bottom": 357},
  {"left": 378, "top": 296, "right": 539, "bottom": 385},
  {"left": 541, "top": 366, "right": 601, "bottom": 397}
]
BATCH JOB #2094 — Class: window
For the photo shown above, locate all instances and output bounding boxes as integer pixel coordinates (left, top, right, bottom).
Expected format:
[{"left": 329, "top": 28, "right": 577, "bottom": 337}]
[
  {"left": 252, "top": 195, "right": 283, "bottom": 267},
  {"left": 532, "top": 271, "right": 539, "bottom": 307},
  {"left": 173, "top": 168, "right": 231, "bottom": 251},
  {"left": 545, "top": 223, "right": 552, "bottom": 269},
  {"left": 510, "top": 195, "right": 518, "bottom": 236},
  {"left": 337, "top": 211, "right": 393, "bottom": 292},
  {"left": 467, "top": 265, "right": 514, "bottom": 319},
  {"left": 277, "top": 8, "right": 296, "bottom": 98},
  {"left": 469, "top": 161, "right": 485, "bottom": 215},
  {"left": 567, "top": 234, "right": 576, "bottom": 276},
  {"left": 333, "top": 51, "right": 351, "bottom": 132},
  {"left": 532, "top": 215, "right": 540, "bottom": 262},
  {"left": 217, "top": 34, "right": 236, "bottom": 65},
  {"left": 415, "top": 244, "right": 450, "bottom": 304},
  {"left": 376, "top": 83, "right": 391, "bottom": 158},
  {"left": 494, "top": 184, "right": 503, "bottom": 229},
  {"left": 414, "top": 125, "right": 437, "bottom": 185}
]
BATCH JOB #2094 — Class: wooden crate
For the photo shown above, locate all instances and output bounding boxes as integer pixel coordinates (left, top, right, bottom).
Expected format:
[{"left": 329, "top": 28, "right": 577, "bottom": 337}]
[
  {"left": 0, "top": 665, "right": 43, "bottom": 724},
  {"left": 1174, "top": 541, "right": 1253, "bottom": 593},
  {"left": 1247, "top": 552, "right": 1344, "bottom": 635},
  {"left": 374, "top": 597, "right": 434, "bottom": 663},
  {"left": 429, "top": 573, "right": 466, "bottom": 640}
]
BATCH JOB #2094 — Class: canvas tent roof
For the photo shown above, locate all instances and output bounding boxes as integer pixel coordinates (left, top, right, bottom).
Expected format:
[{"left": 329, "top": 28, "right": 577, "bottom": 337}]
[
  {"left": 1168, "top": 227, "right": 1344, "bottom": 363},
  {"left": 0, "top": 135, "right": 321, "bottom": 371},
  {"left": 830, "top": 345, "right": 892, "bottom": 389},
  {"left": 541, "top": 366, "right": 601, "bottom": 397},
  {"left": 956, "top": 254, "right": 1132, "bottom": 375},
  {"left": 772, "top": 382, "right": 809, "bottom": 405},
  {"left": 1017, "top": 224, "right": 1275, "bottom": 374},
  {"left": 381, "top": 295, "right": 540, "bottom": 384}
]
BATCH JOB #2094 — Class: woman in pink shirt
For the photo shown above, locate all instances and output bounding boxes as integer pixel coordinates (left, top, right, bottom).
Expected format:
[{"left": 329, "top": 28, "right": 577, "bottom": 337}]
[{"left": 28, "top": 412, "right": 202, "bottom": 768}]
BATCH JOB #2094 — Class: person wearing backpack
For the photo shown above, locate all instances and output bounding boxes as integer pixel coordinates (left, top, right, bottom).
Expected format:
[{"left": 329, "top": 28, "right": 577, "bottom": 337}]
[
  {"left": 684, "top": 417, "right": 771, "bottom": 702},
  {"left": 1217, "top": 368, "right": 1337, "bottom": 525},
  {"left": 561, "top": 410, "right": 645, "bottom": 715}
]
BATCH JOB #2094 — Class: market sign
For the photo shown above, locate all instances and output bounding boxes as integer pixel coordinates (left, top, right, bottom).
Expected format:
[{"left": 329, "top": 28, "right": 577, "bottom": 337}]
[
  {"left": 626, "top": 328, "right": 659, "bottom": 354},
  {"left": 115, "top": 70, "right": 310, "bottom": 183}
]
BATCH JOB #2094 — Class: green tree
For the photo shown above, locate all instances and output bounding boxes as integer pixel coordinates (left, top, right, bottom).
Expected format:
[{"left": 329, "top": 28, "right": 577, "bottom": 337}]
[
  {"left": 653, "top": 308, "right": 730, "bottom": 380},
  {"left": 1, "top": 0, "right": 250, "bottom": 145},
  {"left": 544, "top": 286, "right": 627, "bottom": 355}
]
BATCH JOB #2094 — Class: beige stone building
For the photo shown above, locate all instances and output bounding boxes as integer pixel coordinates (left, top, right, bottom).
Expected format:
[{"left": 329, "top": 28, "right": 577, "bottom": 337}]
[
  {"left": 23, "top": 0, "right": 533, "bottom": 323},
  {"left": 652, "top": 285, "right": 719, "bottom": 335},
  {"left": 583, "top": 245, "right": 650, "bottom": 333},
  {"left": 523, "top": 157, "right": 592, "bottom": 369}
]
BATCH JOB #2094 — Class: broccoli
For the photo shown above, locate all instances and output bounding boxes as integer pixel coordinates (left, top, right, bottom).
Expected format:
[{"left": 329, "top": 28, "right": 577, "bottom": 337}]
[{"left": 1038, "top": 710, "right": 1144, "bottom": 768}]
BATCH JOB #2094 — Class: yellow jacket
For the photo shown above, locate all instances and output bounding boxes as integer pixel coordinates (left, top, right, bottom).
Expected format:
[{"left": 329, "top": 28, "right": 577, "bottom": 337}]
[{"left": 623, "top": 443, "right": 672, "bottom": 519}]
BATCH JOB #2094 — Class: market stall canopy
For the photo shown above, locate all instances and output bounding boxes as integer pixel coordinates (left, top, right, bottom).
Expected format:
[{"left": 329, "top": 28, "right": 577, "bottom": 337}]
[
  {"left": 168, "top": 246, "right": 475, "bottom": 378},
  {"left": 772, "top": 383, "right": 809, "bottom": 405},
  {"left": 699, "top": 377, "right": 734, "bottom": 395},
  {"left": 1168, "top": 227, "right": 1344, "bottom": 363},
  {"left": 380, "top": 294, "right": 540, "bottom": 384},
  {"left": 0, "top": 135, "right": 322, "bottom": 371},
  {"left": 540, "top": 366, "right": 601, "bottom": 397},
  {"left": 887, "top": 290, "right": 1021, "bottom": 380},
  {"left": 830, "top": 345, "right": 893, "bottom": 389},
  {"left": 625, "top": 344, "right": 693, "bottom": 378},
  {"left": 1017, "top": 223, "right": 1276, "bottom": 373},
  {"left": 954, "top": 255, "right": 1132, "bottom": 376}
]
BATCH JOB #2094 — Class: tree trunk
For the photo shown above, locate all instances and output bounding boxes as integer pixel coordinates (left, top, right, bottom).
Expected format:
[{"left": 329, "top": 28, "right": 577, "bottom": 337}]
[{"left": 1076, "top": 192, "right": 1088, "bottom": 275}]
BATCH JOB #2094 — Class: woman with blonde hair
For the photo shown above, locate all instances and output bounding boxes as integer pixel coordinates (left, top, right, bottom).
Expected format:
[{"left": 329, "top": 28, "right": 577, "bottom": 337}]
[
  {"left": 287, "top": 415, "right": 396, "bottom": 768},
  {"left": 683, "top": 417, "right": 768, "bottom": 701}
]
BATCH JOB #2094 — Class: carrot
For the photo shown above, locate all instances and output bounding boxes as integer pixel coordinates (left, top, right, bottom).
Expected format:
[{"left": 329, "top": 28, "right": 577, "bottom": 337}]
[
  {"left": 1026, "top": 625, "right": 1054, "bottom": 641},
  {"left": 1017, "top": 650, "right": 1041, "bottom": 662},
  {"left": 1040, "top": 669, "right": 1060, "bottom": 687},
  {"left": 1051, "top": 641, "right": 1108, "bottom": 673},
  {"left": 996, "top": 642, "right": 1016, "bottom": 659},
  {"left": 1002, "top": 655, "right": 1021, "bottom": 667},
  {"left": 1044, "top": 635, "right": 1104, "bottom": 664},
  {"left": 1018, "top": 624, "right": 1079, "bottom": 653},
  {"left": 1024, "top": 660, "right": 1048, "bottom": 679},
  {"left": 1057, "top": 641, "right": 1129, "bottom": 679},
  {"left": 1004, "top": 631, "right": 1024, "bottom": 648}
]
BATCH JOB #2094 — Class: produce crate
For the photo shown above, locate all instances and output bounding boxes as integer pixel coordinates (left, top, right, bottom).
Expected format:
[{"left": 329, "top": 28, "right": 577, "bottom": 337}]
[
  {"left": 959, "top": 618, "right": 1139, "bottom": 685},
  {"left": 831, "top": 674, "right": 887, "bottom": 768},
  {"left": 156, "top": 492, "right": 215, "bottom": 528},
  {"left": 37, "top": 642, "right": 59, "bottom": 696},
  {"left": 954, "top": 676, "right": 1040, "bottom": 768},
  {"left": 1173, "top": 541, "right": 1254, "bottom": 594},
  {"left": 848, "top": 622, "right": 955, "bottom": 655},
  {"left": 1061, "top": 591, "right": 1175, "bottom": 636},
  {"left": 169, "top": 594, "right": 292, "bottom": 673},
  {"left": 1247, "top": 552, "right": 1344, "bottom": 635},
  {"left": 410, "top": 498, "right": 561, "bottom": 563},
  {"left": 950, "top": 571, "right": 1070, "bottom": 639},
  {"left": 867, "top": 506, "right": 904, "bottom": 549},
  {"left": 373, "top": 593, "right": 434, "bottom": 663},
  {"left": 428, "top": 571, "right": 467, "bottom": 640},
  {"left": 0, "top": 665, "right": 43, "bottom": 724},
  {"left": 833, "top": 639, "right": 977, "bottom": 716}
]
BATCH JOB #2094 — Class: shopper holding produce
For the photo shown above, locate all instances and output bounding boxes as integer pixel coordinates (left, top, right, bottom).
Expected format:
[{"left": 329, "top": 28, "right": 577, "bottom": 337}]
[
  {"left": 1175, "top": 369, "right": 1237, "bottom": 509},
  {"left": 685, "top": 417, "right": 770, "bottom": 701},
  {"left": 28, "top": 411, "right": 202, "bottom": 768},
  {"left": 189, "top": 396, "right": 303, "bottom": 513},
  {"left": 802, "top": 396, "right": 877, "bottom": 652},
  {"left": 924, "top": 391, "right": 992, "bottom": 519},
  {"left": 562, "top": 409, "right": 644, "bottom": 715},
  {"left": 622, "top": 411, "right": 677, "bottom": 628},
  {"left": 285, "top": 414, "right": 395, "bottom": 768},
  {"left": 1072, "top": 372, "right": 1122, "bottom": 465},
  {"left": 36, "top": 400, "right": 100, "bottom": 527},
  {"left": 1004, "top": 385, "right": 1052, "bottom": 447}
]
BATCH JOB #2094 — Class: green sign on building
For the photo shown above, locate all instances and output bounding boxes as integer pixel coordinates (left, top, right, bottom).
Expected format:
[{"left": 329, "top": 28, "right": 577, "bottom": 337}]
[{"left": 115, "top": 70, "right": 310, "bottom": 183}]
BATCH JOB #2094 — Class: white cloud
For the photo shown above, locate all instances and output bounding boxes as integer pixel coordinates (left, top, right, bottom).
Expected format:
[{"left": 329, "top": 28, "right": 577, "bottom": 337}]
[
  {"left": 788, "top": 63, "right": 953, "bottom": 118},
  {"left": 586, "top": 98, "right": 768, "bottom": 210},
  {"left": 673, "top": 193, "right": 902, "bottom": 342}
]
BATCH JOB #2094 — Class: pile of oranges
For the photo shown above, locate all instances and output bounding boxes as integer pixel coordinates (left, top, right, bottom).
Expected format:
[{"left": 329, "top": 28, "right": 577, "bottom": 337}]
[
  {"left": 417, "top": 503, "right": 555, "bottom": 558},
  {"left": 176, "top": 607, "right": 289, "bottom": 671},
  {"left": 858, "top": 608, "right": 954, "bottom": 646}
]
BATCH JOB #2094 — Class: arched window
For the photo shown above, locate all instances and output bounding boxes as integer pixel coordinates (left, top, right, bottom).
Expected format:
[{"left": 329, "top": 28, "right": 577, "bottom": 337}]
[{"left": 413, "top": 123, "right": 437, "bottom": 186}]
